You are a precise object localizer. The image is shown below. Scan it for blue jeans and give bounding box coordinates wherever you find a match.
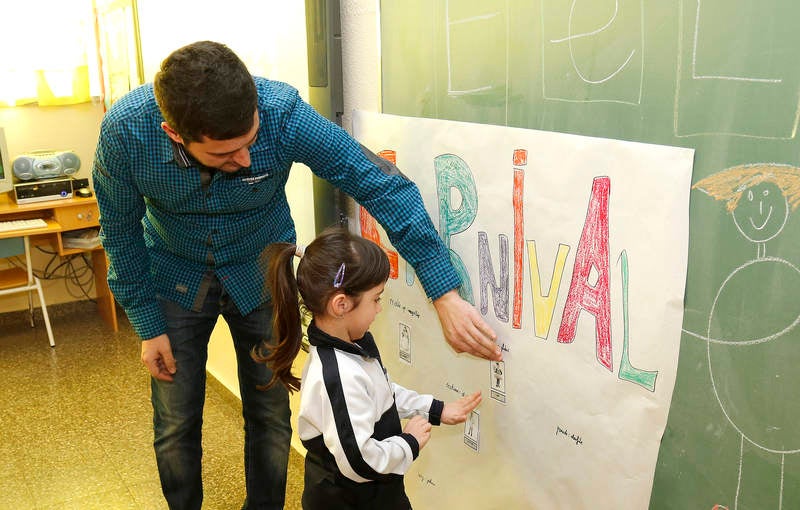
[152,277,291,510]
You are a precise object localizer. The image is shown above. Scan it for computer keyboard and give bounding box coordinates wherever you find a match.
[0,218,49,233]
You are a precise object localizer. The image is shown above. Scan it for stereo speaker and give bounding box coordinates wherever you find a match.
[12,150,81,181]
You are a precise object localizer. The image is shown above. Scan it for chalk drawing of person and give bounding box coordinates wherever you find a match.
[689,163,800,510]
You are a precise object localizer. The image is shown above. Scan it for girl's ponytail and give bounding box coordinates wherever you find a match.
[253,242,302,392]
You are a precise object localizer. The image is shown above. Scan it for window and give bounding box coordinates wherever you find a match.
[0,0,142,108]
[0,0,98,106]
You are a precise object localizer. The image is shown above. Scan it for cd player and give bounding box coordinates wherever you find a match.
[12,150,81,181]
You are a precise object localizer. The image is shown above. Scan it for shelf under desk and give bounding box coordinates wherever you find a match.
[0,192,118,332]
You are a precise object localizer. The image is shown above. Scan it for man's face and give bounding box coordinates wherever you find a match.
[166,111,259,173]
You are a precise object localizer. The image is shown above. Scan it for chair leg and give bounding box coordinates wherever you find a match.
[33,278,55,347]
[27,287,35,327]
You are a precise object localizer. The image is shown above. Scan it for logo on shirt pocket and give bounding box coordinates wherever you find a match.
[239,173,271,185]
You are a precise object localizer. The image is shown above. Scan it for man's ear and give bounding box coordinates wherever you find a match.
[328,293,351,318]
[161,122,184,145]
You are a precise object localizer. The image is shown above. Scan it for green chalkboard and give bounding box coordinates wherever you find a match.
[379,1,800,508]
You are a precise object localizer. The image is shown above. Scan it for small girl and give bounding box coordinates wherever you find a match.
[255,227,481,509]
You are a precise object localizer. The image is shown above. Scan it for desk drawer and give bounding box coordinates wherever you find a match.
[54,203,100,230]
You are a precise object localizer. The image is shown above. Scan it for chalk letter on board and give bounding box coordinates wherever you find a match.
[512,150,526,329]
[478,231,509,322]
[617,250,657,391]
[445,4,506,96]
[541,0,643,104]
[674,0,799,138]
[557,177,612,371]
[527,241,570,340]
[435,153,478,303]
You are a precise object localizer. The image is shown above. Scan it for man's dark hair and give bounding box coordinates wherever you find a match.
[154,41,257,143]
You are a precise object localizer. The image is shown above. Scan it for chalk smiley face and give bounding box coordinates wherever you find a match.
[732,181,788,243]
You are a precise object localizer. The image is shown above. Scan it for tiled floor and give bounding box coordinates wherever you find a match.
[0,301,304,509]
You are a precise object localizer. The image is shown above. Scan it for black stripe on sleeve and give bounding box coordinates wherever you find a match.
[399,433,419,459]
[428,399,444,426]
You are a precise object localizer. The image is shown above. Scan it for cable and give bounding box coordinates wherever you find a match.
[18,246,99,303]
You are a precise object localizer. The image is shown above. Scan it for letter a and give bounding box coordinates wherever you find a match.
[557,177,612,371]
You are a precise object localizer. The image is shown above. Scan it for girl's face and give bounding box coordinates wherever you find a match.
[344,282,385,341]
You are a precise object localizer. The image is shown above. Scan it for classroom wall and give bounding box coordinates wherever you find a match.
[0,4,316,318]
[0,102,105,311]
[1,1,317,436]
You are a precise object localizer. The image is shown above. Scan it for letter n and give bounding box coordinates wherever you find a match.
[478,231,509,322]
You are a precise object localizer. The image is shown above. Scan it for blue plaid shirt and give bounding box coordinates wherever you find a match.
[92,79,459,340]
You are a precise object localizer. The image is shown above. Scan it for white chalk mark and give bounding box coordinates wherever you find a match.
[708,342,800,456]
[734,435,743,510]
[558,0,635,85]
[682,258,800,346]
[445,0,508,98]
[691,0,780,84]
[549,0,621,43]
[541,0,643,104]
[674,0,800,139]
[449,13,499,26]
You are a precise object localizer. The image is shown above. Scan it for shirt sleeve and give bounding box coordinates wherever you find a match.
[391,382,443,426]
[280,93,460,300]
[92,115,166,340]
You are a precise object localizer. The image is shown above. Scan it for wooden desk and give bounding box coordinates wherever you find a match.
[0,192,118,332]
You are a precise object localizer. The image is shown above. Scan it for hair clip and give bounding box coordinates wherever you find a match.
[294,244,306,258]
[333,262,346,288]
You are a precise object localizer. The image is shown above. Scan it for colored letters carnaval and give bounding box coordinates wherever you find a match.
[362,149,661,392]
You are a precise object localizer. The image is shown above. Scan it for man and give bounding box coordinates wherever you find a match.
[93,40,500,509]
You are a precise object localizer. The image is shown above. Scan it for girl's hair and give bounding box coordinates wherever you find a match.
[254,227,391,392]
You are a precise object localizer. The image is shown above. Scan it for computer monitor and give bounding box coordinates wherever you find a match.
[0,127,14,194]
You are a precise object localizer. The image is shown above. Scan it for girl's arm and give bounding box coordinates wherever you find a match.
[392,381,482,426]
[391,382,444,425]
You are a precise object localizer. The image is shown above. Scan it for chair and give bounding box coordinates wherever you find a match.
[0,236,55,347]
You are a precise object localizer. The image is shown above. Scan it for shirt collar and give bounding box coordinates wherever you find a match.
[169,139,192,168]
[307,321,381,359]
[166,137,256,177]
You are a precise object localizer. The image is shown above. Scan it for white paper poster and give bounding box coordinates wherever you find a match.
[351,111,694,509]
